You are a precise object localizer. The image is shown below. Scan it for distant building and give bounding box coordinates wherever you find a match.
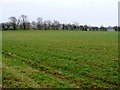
[107,26,115,31]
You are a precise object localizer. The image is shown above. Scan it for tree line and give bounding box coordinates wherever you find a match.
[0,15,120,31]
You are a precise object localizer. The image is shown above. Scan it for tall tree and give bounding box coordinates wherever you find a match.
[1,23,5,30]
[46,20,52,30]
[20,15,29,30]
[113,26,118,31]
[84,25,88,31]
[37,17,43,30]
[9,17,17,30]
[6,22,11,30]
[31,21,37,30]
[100,25,107,31]
[53,20,60,30]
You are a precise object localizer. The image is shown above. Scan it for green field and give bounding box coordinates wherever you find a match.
[2,30,118,88]
[0,31,2,88]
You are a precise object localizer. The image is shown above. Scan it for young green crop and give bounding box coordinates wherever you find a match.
[2,30,118,88]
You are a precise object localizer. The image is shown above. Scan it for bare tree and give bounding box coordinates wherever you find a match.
[9,17,17,30]
[31,21,37,30]
[100,25,107,31]
[20,15,29,30]
[53,20,60,30]
[46,20,52,30]
[37,17,43,30]
[43,20,52,30]
[84,25,88,31]
[1,23,5,30]
[37,17,43,23]
[6,22,11,30]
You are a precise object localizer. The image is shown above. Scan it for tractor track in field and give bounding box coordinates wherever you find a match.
[9,44,115,71]
[2,63,41,88]
[3,51,119,87]
[26,47,115,70]
[3,51,85,87]
[3,62,74,88]
[49,53,116,70]
[43,62,119,86]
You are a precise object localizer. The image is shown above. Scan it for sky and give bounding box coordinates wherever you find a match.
[0,0,119,27]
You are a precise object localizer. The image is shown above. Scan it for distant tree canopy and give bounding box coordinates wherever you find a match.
[0,15,119,31]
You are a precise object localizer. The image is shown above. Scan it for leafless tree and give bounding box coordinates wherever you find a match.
[19,15,29,30]
[9,17,17,30]
[31,21,37,30]
[53,20,60,30]
[37,17,43,30]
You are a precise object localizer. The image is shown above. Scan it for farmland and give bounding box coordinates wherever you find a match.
[2,30,118,88]
[0,31,2,88]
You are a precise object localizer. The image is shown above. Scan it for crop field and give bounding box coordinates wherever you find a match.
[2,30,118,88]
[0,31,2,88]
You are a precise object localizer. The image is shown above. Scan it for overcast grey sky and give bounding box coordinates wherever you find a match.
[0,0,119,27]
